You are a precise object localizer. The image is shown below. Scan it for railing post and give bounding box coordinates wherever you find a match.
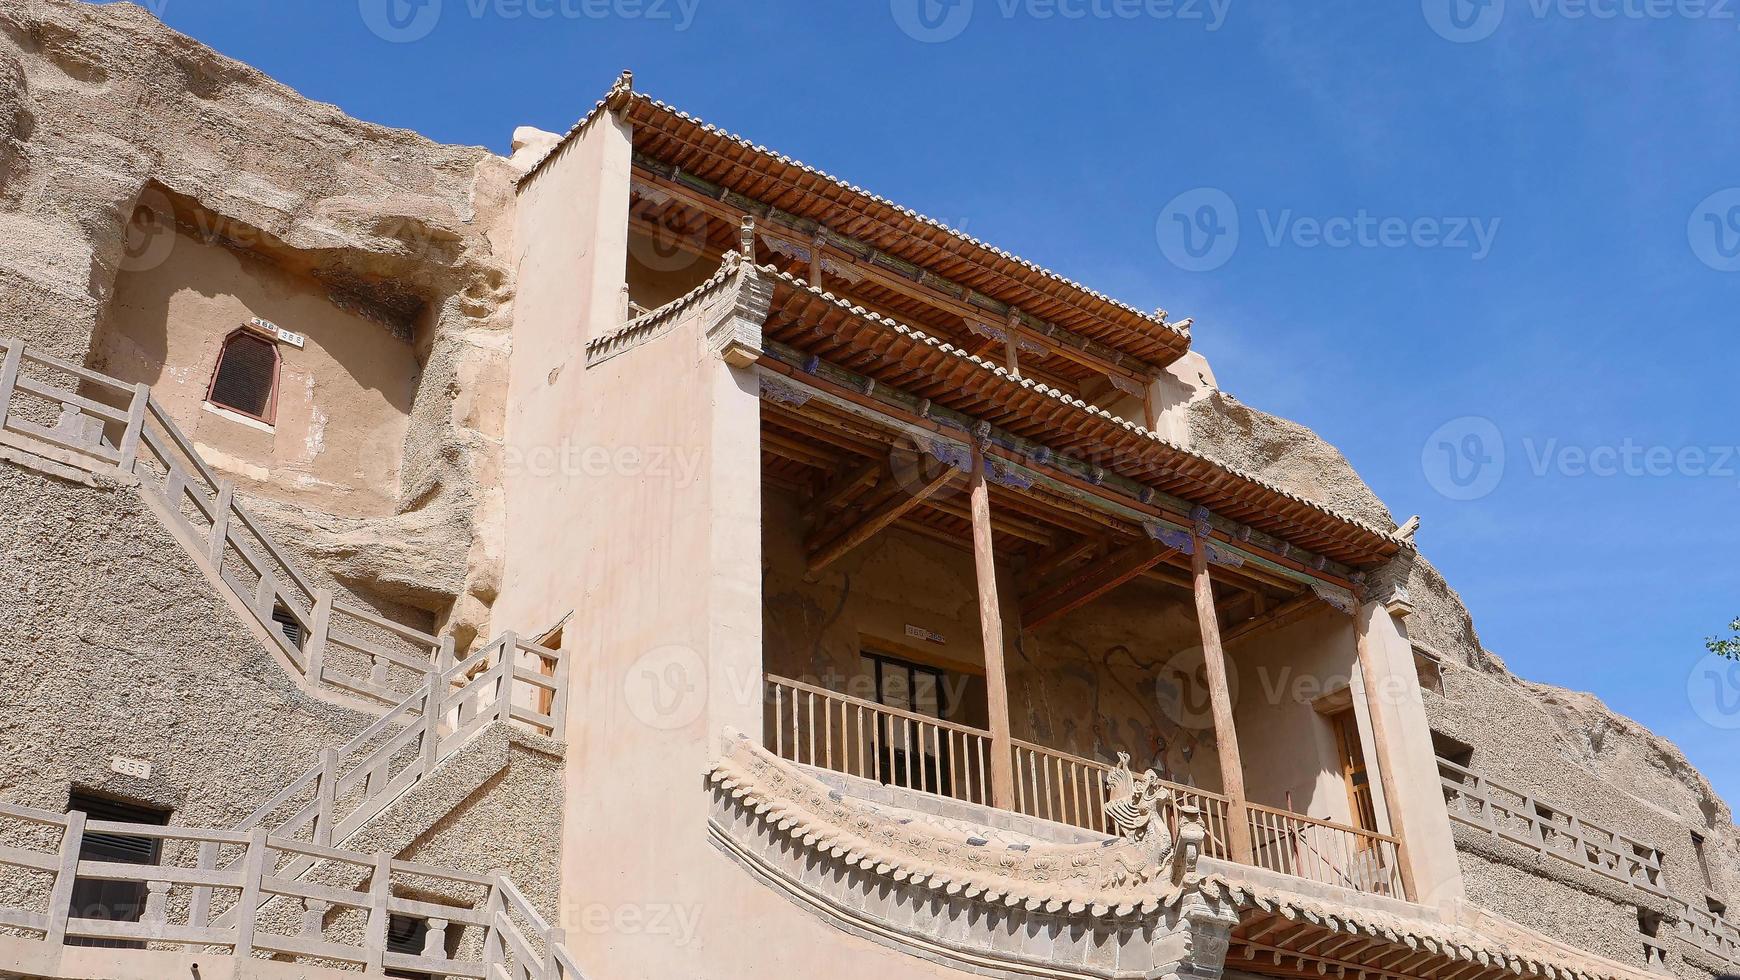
[44,810,85,947]
[233,827,269,959]
[496,632,518,726]
[542,926,568,980]
[255,571,278,620]
[305,589,333,685]
[315,748,338,846]
[189,839,218,928]
[548,645,570,737]
[0,340,21,435]
[208,479,235,566]
[483,878,508,978]
[422,674,444,774]
[115,383,150,476]
[437,634,457,732]
[364,853,391,975]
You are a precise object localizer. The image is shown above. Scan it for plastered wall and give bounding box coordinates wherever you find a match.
[92,214,418,520]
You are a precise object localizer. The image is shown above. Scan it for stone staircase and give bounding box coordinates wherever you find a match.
[0,336,580,976]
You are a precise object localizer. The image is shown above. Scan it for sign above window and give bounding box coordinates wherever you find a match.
[250,316,306,349]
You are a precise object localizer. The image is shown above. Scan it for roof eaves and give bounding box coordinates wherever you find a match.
[760,265,1404,553]
[521,72,1189,345]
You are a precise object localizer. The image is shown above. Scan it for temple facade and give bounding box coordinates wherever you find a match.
[0,4,1733,980]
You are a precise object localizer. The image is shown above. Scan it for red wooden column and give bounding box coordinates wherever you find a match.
[1190,520,1255,865]
[970,446,1016,809]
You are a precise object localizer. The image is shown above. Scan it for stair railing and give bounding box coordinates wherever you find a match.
[0,336,566,732]
[0,801,584,979]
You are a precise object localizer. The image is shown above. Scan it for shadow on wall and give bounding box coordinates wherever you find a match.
[88,188,422,520]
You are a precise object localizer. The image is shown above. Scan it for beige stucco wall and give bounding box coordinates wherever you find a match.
[1230,611,1361,823]
[508,119,987,977]
[93,218,417,518]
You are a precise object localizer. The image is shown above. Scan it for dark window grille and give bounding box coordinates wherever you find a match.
[272,604,305,650]
[206,330,280,423]
[386,914,434,980]
[66,792,171,949]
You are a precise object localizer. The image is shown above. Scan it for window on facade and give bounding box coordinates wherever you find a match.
[271,603,305,650]
[1329,708,1380,840]
[385,914,434,980]
[65,791,171,949]
[1431,730,1475,769]
[863,651,952,795]
[206,328,280,423]
[1693,831,1717,893]
[1412,643,1446,695]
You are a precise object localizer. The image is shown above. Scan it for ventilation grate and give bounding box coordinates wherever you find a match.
[208,332,278,421]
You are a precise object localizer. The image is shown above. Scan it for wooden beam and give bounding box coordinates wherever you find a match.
[1193,534,1254,865]
[636,167,1156,388]
[803,457,882,522]
[1024,536,1098,583]
[1020,542,1178,631]
[1222,592,1331,648]
[807,465,958,572]
[970,446,1016,809]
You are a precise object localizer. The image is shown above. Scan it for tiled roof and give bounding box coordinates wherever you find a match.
[758,265,1405,567]
[519,70,1190,367]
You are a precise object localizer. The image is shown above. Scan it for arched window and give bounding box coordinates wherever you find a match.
[206,328,280,424]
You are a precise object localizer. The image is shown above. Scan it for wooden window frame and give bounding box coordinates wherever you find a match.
[205,325,282,426]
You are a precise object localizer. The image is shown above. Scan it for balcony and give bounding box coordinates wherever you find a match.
[766,672,1406,898]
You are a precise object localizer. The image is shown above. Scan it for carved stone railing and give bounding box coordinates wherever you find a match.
[765,672,1400,898]
[1438,760,1740,969]
[1675,902,1740,965]
[1438,758,1668,895]
[0,802,583,979]
[0,336,566,734]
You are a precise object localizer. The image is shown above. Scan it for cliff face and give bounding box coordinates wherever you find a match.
[0,0,519,643]
[1186,387,1740,908]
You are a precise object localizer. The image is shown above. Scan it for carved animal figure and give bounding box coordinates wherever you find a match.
[1102,752,1174,887]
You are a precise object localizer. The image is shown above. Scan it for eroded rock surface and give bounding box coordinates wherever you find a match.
[0,0,515,643]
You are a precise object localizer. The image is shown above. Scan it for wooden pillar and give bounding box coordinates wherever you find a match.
[970,446,1016,809]
[1191,532,1254,864]
[1355,610,1419,901]
[1003,307,1022,377]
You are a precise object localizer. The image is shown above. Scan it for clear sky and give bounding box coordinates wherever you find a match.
[113,0,1740,810]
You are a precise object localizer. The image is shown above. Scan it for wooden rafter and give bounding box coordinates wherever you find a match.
[804,457,882,522]
[805,464,959,572]
[1024,536,1098,583]
[1019,542,1179,630]
[1222,592,1336,647]
[632,168,1157,389]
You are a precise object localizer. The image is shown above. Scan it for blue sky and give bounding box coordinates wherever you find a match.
[118,0,1740,808]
